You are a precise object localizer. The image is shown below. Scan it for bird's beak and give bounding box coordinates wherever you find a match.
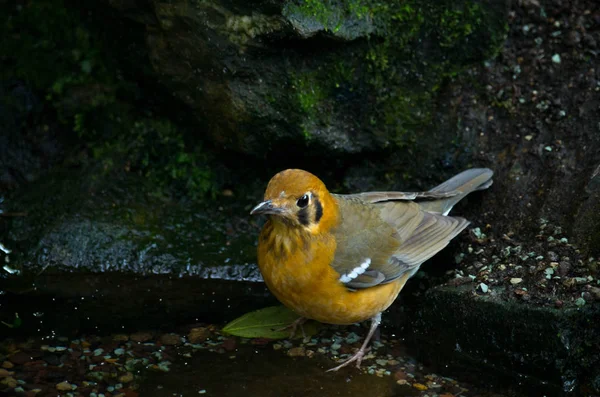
[250,200,284,216]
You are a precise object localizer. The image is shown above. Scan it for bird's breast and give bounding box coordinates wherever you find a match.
[257,222,405,324]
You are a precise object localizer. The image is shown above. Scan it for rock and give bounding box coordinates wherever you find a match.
[510,278,523,285]
[159,333,181,346]
[9,351,32,365]
[413,383,428,391]
[101,0,508,159]
[55,381,72,391]
[1,362,13,369]
[400,284,600,395]
[119,372,134,383]
[113,334,129,342]
[1,376,17,388]
[287,347,306,357]
[0,368,14,378]
[130,332,154,343]
[187,328,211,344]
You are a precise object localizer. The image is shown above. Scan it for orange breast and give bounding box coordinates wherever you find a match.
[257,221,408,325]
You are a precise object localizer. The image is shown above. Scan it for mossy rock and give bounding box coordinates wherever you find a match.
[101,0,508,163]
[395,284,600,396]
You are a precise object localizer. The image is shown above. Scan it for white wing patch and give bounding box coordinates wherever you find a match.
[339,258,371,283]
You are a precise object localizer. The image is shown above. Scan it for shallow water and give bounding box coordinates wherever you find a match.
[139,344,406,397]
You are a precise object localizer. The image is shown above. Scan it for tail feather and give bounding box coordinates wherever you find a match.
[418,168,493,215]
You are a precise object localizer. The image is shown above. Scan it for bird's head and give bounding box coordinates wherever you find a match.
[250,169,339,234]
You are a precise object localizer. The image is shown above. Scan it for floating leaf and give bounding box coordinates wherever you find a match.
[223,305,319,339]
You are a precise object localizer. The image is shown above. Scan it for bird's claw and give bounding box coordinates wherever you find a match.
[326,347,368,372]
[275,317,307,339]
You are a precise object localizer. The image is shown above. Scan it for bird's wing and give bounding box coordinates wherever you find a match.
[342,191,457,202]
[330,195,469,290]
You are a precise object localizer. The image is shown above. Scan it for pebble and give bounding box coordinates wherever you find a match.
[160,333,182,346]
[1,377,17,388]
[130,332,153,343]
[113,334,129,342]
[56,381,73,391]
[397,379,409,385]
[118,372,134,383]
[0,368,14,378]
[1,361,13,369]
[287,347,306,357]
[510,278,523,285]
[9,352,31,365]
[413,383,428,391]
[188,328,210,344]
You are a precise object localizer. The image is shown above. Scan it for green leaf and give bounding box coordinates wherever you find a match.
[222,306,319,339]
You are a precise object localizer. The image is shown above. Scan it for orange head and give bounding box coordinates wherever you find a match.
[250,169,339,234]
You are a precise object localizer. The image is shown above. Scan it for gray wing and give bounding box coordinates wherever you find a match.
[331,195,469,290]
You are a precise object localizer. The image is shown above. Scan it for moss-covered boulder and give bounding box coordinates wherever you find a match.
[106,0,507,158]
[395,283,600,395]
[3,169,259,279]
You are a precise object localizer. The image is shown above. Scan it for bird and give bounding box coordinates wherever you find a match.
[250,168,493,371]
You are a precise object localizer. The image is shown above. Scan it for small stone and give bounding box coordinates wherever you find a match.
[222,338,237,352]
[287,347,305,357]
[552,54,561,63]
[187,328,210,344]
[0,368,14,378]
[114,348,125,356]
[479,283,489,293]
[510,278,523,285]
[9,352,31,365]
[413,383,428,391]
[1,377,17,388]
[305,349,315,358]
[56,381,73,391]
[159,334,181,346]
[93,348,104,356]
[397,379,409,385]
[118,372,134,383]
[272,344,282,351]
[331,343,342,351]
[558,261,572,277]
[1,362,13,369]
[130,332,153,343]
[113,334,129,342]
[524,135,533,141]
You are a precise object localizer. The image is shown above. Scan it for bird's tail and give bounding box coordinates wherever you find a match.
[418,168,493,215]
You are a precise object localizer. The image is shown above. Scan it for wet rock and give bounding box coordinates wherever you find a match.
[130,332,153,343]
[99,0,508,159]
[119,372,134,383]
[399,284,600,395]
[287,347,306,357]
[221,338,237,352]
[188,328,211,344]
[159,334,182,346]
[9,352,33,365]
[55,381,73,391]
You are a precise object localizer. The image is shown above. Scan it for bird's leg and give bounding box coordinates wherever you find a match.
[275,316,307,339]
[327,313,381,372]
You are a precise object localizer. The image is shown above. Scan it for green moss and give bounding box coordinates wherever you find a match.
[1,0,219,199]
[285,0,508,148]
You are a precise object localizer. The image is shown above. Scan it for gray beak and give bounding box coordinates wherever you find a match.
[250,200,283,216]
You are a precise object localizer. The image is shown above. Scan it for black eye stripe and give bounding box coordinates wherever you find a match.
[314,197,323,223]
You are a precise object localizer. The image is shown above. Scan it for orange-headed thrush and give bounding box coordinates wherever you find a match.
[251,168,493,371]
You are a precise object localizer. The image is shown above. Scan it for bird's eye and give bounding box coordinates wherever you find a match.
[296,194,310,208]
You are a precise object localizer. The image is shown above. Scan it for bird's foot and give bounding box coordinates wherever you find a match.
[275,317,307,339]
[326,347,369,372]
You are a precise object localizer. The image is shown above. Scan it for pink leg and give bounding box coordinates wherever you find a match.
[327,313,381,372]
